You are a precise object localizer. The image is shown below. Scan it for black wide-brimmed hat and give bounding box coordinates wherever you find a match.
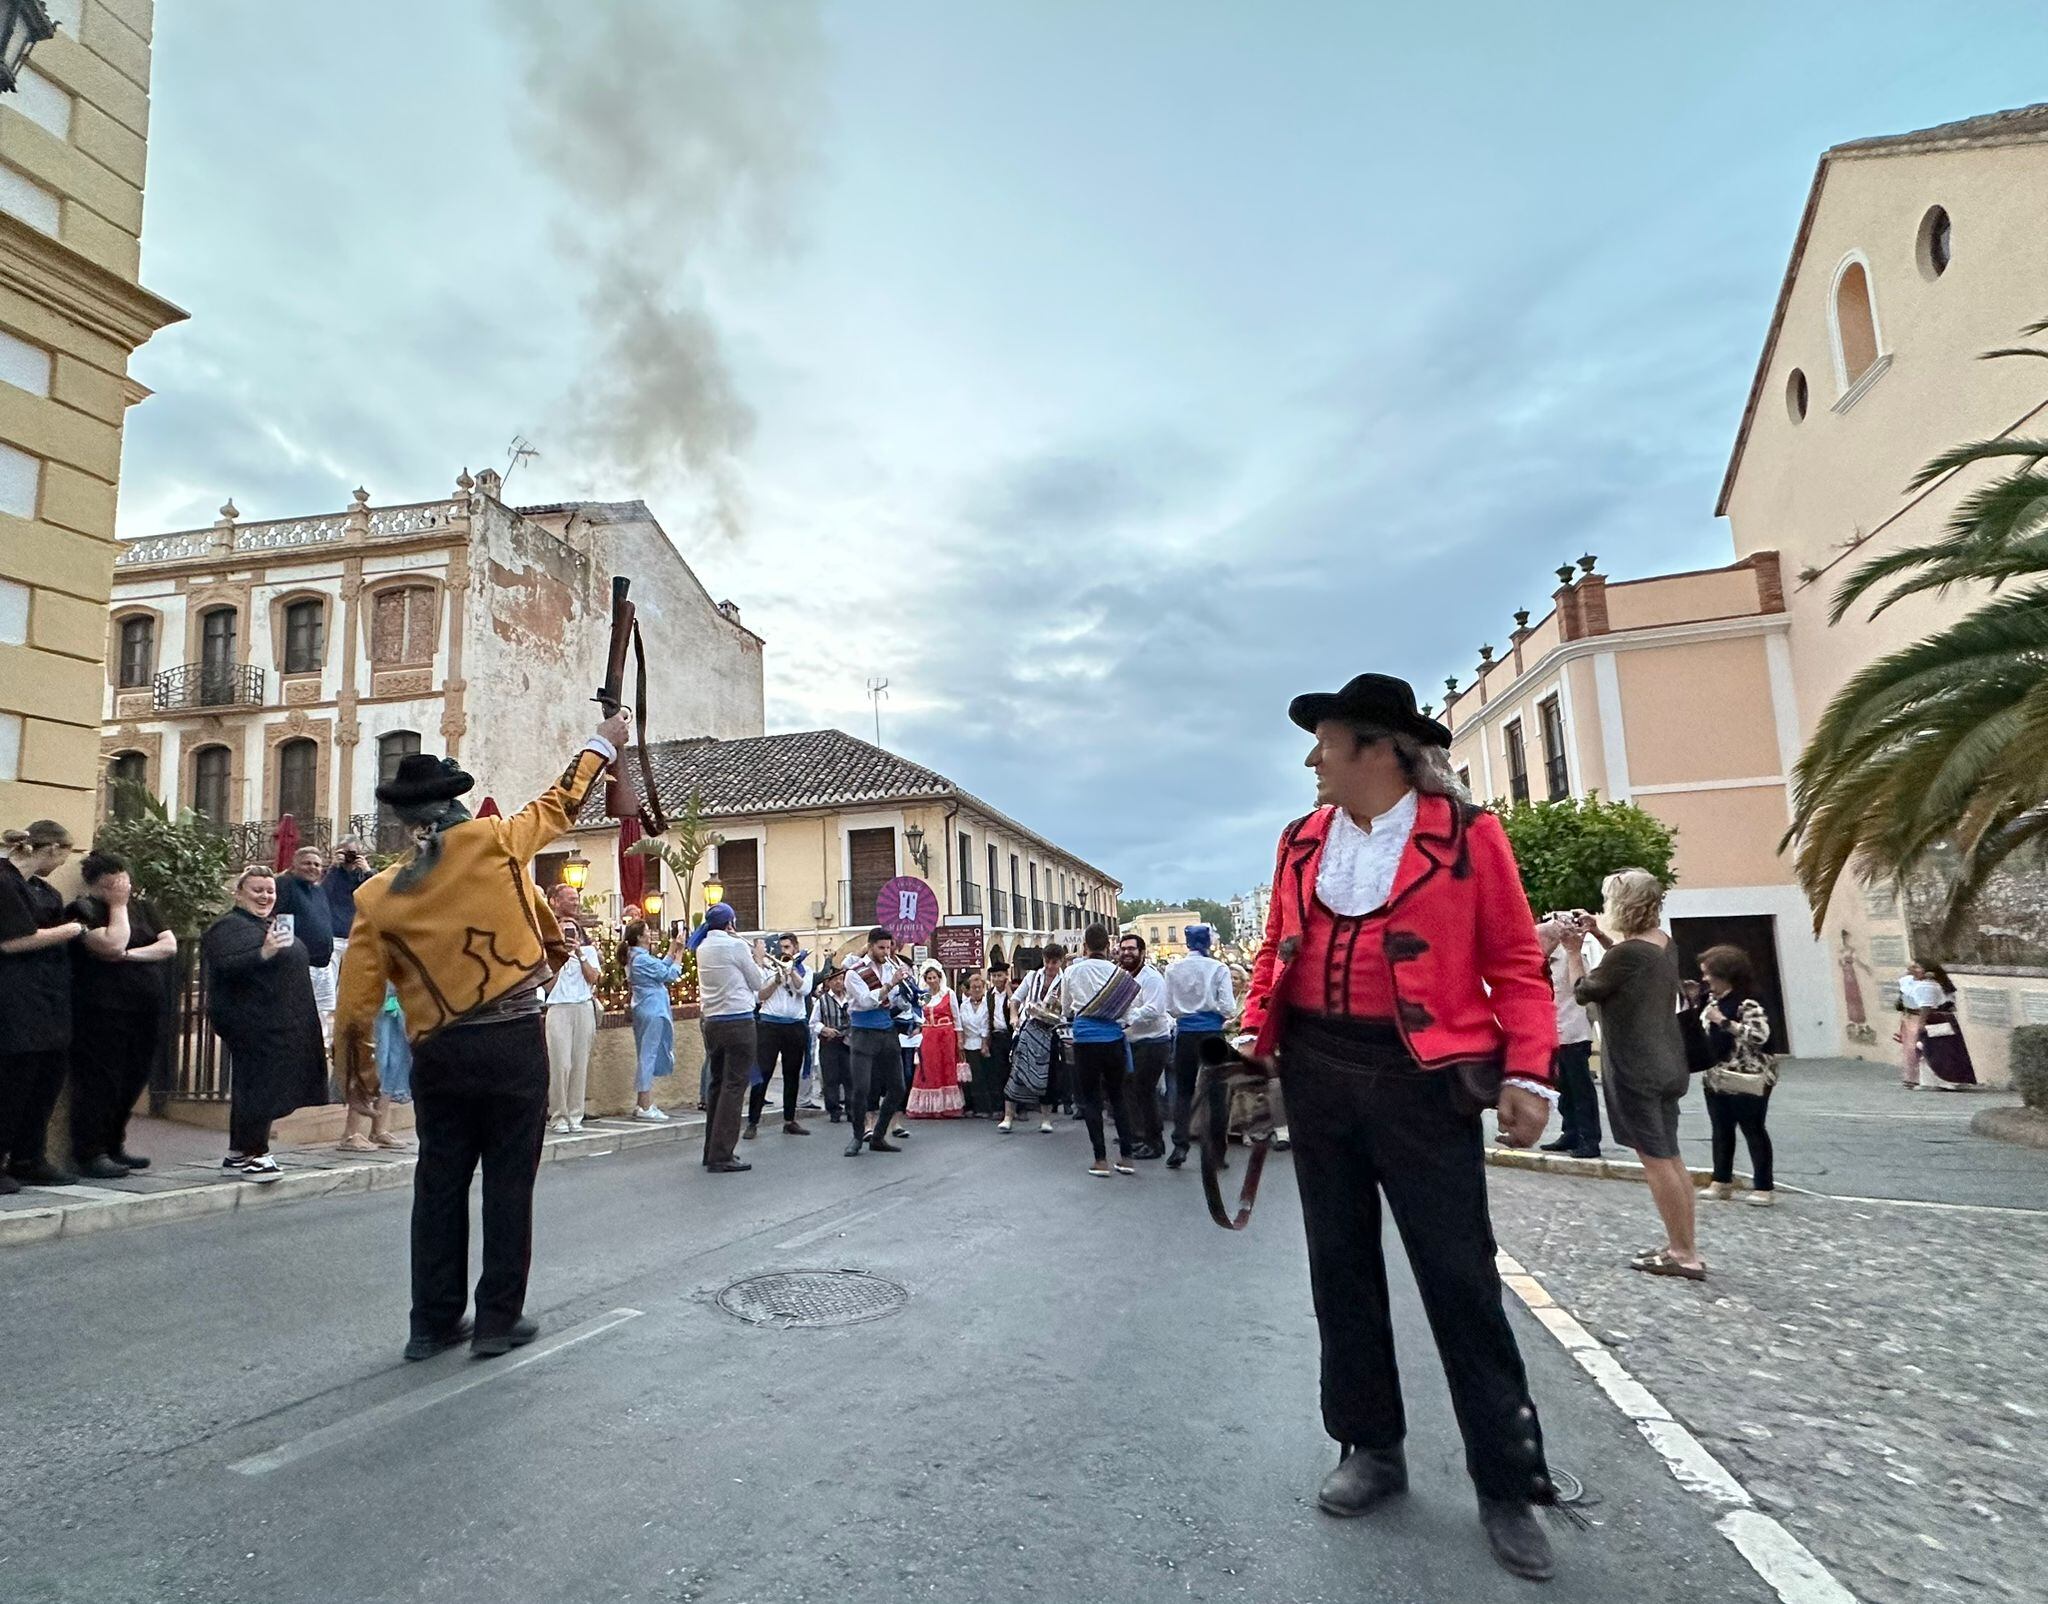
[374,753,475,807]
[1288,673,1452,749]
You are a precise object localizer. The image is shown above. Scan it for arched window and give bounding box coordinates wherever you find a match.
[370,585,437,666]
[376,730,422,849]
[116,615,154,688]
[107,751,147,819]
[282,599,325,675]
[277,737,318,823]
[1831,257,1883,391]
[192,745,232,826]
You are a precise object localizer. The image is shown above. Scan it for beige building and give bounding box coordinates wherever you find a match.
[1442,104,2048,1081]
[102,472,765,849]
[1122,908,1196,961]
[0,0,183,840]
[564,728,1120,968]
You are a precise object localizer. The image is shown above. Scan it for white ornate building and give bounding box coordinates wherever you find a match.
[100,468,764,854]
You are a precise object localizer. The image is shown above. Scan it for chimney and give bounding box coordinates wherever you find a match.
[473,467,504,501]
[1746,550,1786,614]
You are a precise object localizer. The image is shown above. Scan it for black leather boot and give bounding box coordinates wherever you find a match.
[1478,1496,1555,1581]
[1316,1444,1407,1517]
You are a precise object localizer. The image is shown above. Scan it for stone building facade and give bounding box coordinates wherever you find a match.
[0,0,183,840]
[101,470,765,851]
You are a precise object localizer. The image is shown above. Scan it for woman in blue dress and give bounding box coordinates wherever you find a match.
[625,919,683,1123]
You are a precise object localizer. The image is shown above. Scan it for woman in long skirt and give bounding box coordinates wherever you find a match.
[1906,962,1978,1089]
[202,867,328,1182]
[907,961,963,1117]
[625,920,683,1121]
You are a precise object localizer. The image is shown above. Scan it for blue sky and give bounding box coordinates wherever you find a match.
[120,1,2048,898]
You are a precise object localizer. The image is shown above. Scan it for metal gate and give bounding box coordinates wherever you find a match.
[150,944,231,1106]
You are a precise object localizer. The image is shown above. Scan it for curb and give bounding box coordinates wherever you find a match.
[1485,1146,1731,1188]
[1971,1104,2048,1150]
[0,1113,712,1252]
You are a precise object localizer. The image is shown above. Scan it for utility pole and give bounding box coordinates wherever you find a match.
[866,676,890,745]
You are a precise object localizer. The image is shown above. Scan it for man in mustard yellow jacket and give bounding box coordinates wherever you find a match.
[335,710,629,1361]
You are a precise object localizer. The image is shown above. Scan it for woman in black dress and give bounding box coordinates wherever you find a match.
[0,820,85,1189]
[1572,869,1702,1280]
[202,866,327,1181]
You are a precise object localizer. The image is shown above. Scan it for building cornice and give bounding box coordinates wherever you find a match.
[1449,612,1792,736]
[0,212,186,350]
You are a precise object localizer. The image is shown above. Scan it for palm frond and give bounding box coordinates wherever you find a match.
[1904,437,2048,493]
[1979,347,2048,362]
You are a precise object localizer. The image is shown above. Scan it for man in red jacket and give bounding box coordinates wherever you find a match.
[1241,673,1561,1582]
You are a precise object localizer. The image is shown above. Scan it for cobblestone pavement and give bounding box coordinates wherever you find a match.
[1490,1167,2048,1604]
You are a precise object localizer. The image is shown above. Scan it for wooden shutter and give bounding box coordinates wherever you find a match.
[719,838,760,930]
[848,828,896,928]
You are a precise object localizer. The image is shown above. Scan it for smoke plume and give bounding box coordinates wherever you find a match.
[494,0,826,538]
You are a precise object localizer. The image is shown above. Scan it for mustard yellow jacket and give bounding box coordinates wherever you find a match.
[334,743,609,1097]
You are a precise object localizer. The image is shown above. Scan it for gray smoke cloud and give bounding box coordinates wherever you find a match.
[494,0,826,537]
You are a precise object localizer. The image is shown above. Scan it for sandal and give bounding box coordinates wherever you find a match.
[1630,1250,1707,1281]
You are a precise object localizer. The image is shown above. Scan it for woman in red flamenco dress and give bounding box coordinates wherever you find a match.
[906,960,964,1117]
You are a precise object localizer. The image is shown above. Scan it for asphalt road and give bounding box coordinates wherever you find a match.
[1,1119,1774,1604]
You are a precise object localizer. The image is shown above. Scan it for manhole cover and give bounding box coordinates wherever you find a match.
[716,1270,908,1328]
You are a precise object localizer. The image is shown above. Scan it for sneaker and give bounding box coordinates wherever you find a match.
[1273,1126,1292,1152]
[998,1118,1013,1133]
[1704,1181,1734,1201]
[633,1106,670,1123]
[337,1133,376,1153]
[568,1117,584,1131]
[552,1118,572,1135]
[1040,1121,1054,1134]
[221,1154,252,1172]
[241,1156,282,1184]
[1746,1189,1776,1207]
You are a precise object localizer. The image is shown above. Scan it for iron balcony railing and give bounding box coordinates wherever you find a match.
[154,661,265,712]
[1030,898,1046,929]
[1545,754,1571,801]
[960,881,983,916]
[991,889,1010,928]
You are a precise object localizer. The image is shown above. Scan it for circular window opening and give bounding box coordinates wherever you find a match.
[1786,367,1809,423]
[1917,205,1952,279]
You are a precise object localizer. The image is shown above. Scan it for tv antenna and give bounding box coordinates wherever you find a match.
[866,676,890,745]
[504,434,539,489]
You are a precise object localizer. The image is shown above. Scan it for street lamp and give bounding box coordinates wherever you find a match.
[641,890,663,921]
[703,878,724,908]
[904,822,930,876]
[0,0,54,95]
[561,852,589,891]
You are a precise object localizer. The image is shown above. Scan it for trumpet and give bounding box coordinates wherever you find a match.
[763,946,810,995]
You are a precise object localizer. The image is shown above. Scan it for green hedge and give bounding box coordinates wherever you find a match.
[2011,1025,2048,1111]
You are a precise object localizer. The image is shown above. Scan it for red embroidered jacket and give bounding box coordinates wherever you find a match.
[1242,795,1557,1084]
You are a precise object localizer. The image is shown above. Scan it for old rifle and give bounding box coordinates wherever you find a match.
[595,575,668,837]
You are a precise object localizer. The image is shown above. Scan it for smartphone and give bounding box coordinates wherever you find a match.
[271,913,295,941]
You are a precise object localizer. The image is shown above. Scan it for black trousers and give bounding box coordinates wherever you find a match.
[408,1016,549,1342]
[1170,1030,1215,1149]
[820,1037,852,1118]
[2,1048,70,1171]
[1553,1040,1602,1152]
[1283,1016,1550,1503]
[70,1011,160,1162]
[699,1017,754,1164]
[750,1019,808,1126]
[1126,1037,1172,1150]
[1073,1038,1133,1162]
[986,1030,1013,1114]
[1706,1087,1773,1190]
[846,1027,903,1137]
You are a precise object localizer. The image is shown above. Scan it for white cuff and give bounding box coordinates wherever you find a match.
[584,736,619,762]
[1504,1076,1560,1106]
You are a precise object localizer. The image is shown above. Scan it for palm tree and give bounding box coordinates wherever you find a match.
[1787,325,2048,941]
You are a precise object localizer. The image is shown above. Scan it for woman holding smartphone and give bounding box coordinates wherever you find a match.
[202,866,328,1180]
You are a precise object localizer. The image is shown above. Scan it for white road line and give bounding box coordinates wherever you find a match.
[1497,1256,1857,1604]
[1776,1184,2047,1216]
[228,1308,642,1477]
[775,1195,911,1251]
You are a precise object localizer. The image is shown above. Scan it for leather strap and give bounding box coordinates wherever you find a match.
[1194,1064,1272,1230]
[627,618,667,837]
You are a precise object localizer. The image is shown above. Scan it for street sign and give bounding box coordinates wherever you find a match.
[876,875,940,945]
[931,916,985,970]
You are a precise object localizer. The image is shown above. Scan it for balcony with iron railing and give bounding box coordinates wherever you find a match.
[1545,753,1570,801]
[1030,897,1046,930]
[991,889,1010,928]
[155,662,265,713]
[959,880,983,916]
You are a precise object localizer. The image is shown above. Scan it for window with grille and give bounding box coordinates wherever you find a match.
[1505,721,1530,805]
[283,599,325,675]
[108,751,146,818]
[370,586,437,665]
[200,607,238,703]
[192,745,231,825]
[117,616,154,688]
[376,731,421,843]
[1539,695,1569,800]
[278,738,318,822]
